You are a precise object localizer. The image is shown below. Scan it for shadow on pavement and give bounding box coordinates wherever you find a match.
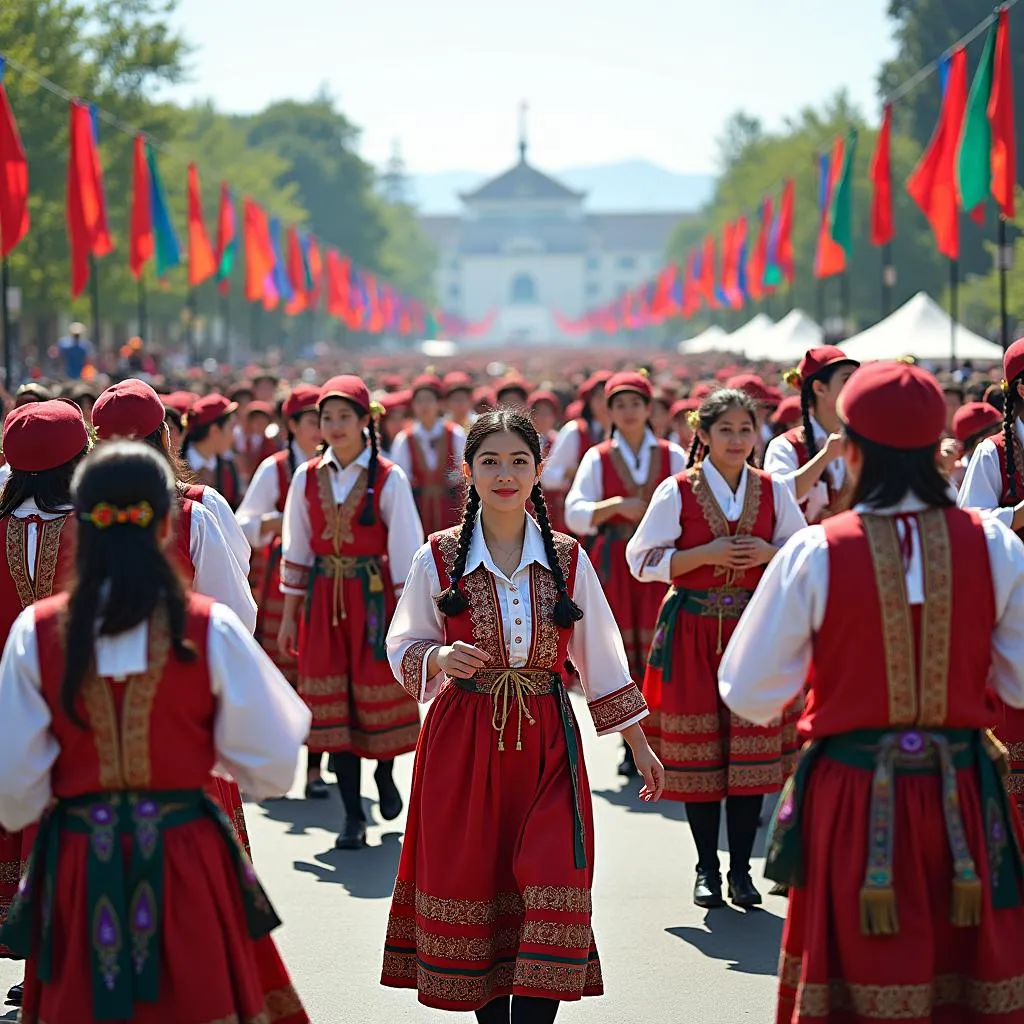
[591,785,687,820]
[666,907,784,975]
[292,831,403,899]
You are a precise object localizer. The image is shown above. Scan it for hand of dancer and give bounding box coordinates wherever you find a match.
[614,497,648,523]
[622,724,664,802]
[277,617,300,659]
[435,641,491,679]
[823,432,845,462]
[727,536,776,569]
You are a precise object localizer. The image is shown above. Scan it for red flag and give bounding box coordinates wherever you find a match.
[700,235,719,309]
[325,249,351,320]
[66,102,110,297]
[746,199,771,302]
[284,227,307,315]
[128,136,151,280]
[215,182,237,296]
[242,198,274,303]
[989,9,1017,220]
[815,137,848,278]
[187,163,217,287]
[907,47,968,260]
[365,275,384,333]
[307,235,323,309]
[682,250,699,319]
[776,179,795,284]
[870,104,895,246]
[0,80,29,257]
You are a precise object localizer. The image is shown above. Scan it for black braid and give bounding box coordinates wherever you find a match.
[801,387,818,460]
[530,483,583,626]
[1004,381,1019,500]
[687,432,707,467]
[359,419,380,527]
[436,486,480,616]
[285,429,298,476]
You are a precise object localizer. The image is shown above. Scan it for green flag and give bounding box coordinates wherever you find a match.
[828,129,857,259]
[957,21,996,215]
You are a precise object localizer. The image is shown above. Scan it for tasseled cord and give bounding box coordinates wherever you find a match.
[488,670,537,751]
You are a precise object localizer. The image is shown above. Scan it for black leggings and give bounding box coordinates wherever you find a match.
[306,750,324,774]
[475,995,559,1024]
[685,795,763,876]
[333,753,395,824]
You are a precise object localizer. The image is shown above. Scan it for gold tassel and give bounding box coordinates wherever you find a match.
[859,886,899,936]
[951,876,983,928]
[366,563,384,594]
[983,729,1010,779]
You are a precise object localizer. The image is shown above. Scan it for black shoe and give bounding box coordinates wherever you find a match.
[334,819,367,850]
[6,982,22,1007]
[304,778,330,800]
[728,871,763,908]
[617,745,638,779]
[693,869,725,909]
[768,881,790,897]
[375,768,403,821]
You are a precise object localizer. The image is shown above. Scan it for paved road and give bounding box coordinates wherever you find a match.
[0,698,785,1023]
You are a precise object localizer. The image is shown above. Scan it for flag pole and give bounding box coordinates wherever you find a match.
[998,216,1011,350]
[250,301,260,351]
[840,272,851,339]
[1,258,10,388]
[137,275,147,341]
[219,286,231,362]
[88,255,100,348]
[882,243,893,318]
[185,287,197,363]
[949,257,959,373]
[815,279,825,327]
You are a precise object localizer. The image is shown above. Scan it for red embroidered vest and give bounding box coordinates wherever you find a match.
[173,498,196,583]
[596,438,673,531]
[782,425,837,513]
[34,592,218,797]
[671,466,776,591]
[802,508,995,740]
[429,526,580,674]
[402,421,460,534]
[991,432,1024,511]
[576,418,597,459]
[0,514,76,642]
[303,454,393,561]
[272,450,293,515]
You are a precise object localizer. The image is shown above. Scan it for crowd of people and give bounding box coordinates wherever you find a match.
[0,338,1021,1023]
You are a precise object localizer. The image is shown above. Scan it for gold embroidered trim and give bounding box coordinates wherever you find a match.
[5,516,32,609]
[408,884,526,925]
[588,682,648,735]
[5,515,70,610]
[316,461,367,551]
[400,641,434,699]
[279,558,310,590]
[655,712,721,734]
[82,669,122,790]
[660,770,727,796]
[863,515,917,726]
[412,926,522,962]
[606,444,665,505]
[689,467,762,578]
[521,919,594,948]
[529,564,560,670]
[779,950,802,989]
[918,510,952,725]
[34,518,67,603]
[523,885,592,914]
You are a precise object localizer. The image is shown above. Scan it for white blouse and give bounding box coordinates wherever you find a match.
[235,442,308,549]
[564,429,689,536]
[390,419,466,475]
[0,601,312,831]
[386,513,647,736]
[280,445,424,597]
[187,502,258,634]
[717,497,1024,727]
[540,419,601,491]
[197,485,251,574]
[957,419,1023,531]
[625,461,808,584]
[763,415,845,525]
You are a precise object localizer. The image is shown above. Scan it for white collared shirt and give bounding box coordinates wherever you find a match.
[0,601,311,831]
[6,499,74,584]
[717,496,1024,726]
[564,429,688,536]
[540,419,605,491]
[280,444,424,596]
[235,442,311,548]
[763,415,845,525]
[957,419,1024,531]
[386,512,646,735]
[186,501,257,633]
[390,419,466,475]
[625,462,807,583]
[186,448,218,474]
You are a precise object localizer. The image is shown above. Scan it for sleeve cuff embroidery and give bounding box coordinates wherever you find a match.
[280,558,311,591]
[588,682,649,735]
[401,641,435,700]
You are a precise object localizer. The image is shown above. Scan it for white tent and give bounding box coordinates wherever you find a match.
[677,325,742,354]
[743,309,823,362]
[725,313,775,353]
[843,292,1003,363]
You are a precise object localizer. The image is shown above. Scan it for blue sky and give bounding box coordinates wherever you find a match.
[167,0,895,175]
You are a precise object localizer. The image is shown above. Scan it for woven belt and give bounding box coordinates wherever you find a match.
[310,554,386,642]
[648,586,753,676]
[454,670,587,869]
[765,728,1023,937]
[1,790,279,1021]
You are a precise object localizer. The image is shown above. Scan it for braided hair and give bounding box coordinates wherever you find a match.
[792,362,851,461]
[689,389,758,469]
[1003,376,1022,499]
[436,409,583,627]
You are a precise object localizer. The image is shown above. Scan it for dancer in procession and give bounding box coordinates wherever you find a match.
[383,408,663,1023]
[0,400,89,1009]
[181,393,243,511]
[390,373,466,536]
[565,370,687,777]
[720,360,1024,1024]
[0,442,312,1024]
[946,401,1003,490]
[279,375,424,849]
[235,383,330,798]
[626,388,806,908]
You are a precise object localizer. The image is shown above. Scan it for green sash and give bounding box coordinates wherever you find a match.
[308,554,388,659]
[0,789,280,1022]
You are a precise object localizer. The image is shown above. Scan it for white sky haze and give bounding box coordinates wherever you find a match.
[168,0,895,175]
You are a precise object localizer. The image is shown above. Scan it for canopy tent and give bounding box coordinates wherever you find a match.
[677,325,742,354]
[743,309,823,362]
[842,292,1003,363]
[724,313,775,353]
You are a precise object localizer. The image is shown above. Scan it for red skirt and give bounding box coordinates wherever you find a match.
[18,817,306,1024]
[777,755,1024,1023]
[208,775,252,860]
[643,606,784,802]
[256,539,298,689]
[993,699,1024,817]
[299,572,420,758]
[0,827,22,958]
[381,683,603,1011]
[589,534,665,680]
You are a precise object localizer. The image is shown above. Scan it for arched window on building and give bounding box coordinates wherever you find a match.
[510,273,538,305]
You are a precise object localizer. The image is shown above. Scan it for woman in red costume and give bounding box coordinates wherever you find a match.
[721,360,1024,1024]
[390,373,466,536]
[627,388,806,909]
[0,441,311,1024]
[181,393,243,511]
[279,376,424,849]
[0,401,89,1009]
[383,408,663,1023]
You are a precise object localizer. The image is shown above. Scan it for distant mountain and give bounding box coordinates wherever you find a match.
[408,160,714,215]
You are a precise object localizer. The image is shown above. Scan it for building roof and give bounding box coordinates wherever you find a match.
[460,158,585,203]
[458,215,589,256]
[587,212,689,251]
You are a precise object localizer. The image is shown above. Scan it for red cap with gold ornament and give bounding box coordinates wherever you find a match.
[1003,337,1024,387]
[4,400,89,472]
[784,346,859,390]
[838,362,946,450]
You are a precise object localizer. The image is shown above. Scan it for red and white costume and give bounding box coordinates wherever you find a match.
[540,417,604,536]
[390,419,466,537]
[763,415,847,526]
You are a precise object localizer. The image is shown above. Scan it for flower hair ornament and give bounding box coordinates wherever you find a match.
[686,410,701,430]
[81,501,155,529]
[782,368,802,389]
[369,400,386,418]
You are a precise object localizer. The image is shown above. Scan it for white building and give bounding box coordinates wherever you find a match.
[419,139,691,344]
